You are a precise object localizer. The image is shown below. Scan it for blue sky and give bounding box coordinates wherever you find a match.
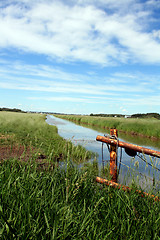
[0,0,160,114]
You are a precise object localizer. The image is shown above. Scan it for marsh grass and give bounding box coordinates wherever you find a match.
[0,112,93,163]
[56,114,160,139]
[0,158,160,239]
[0,112,160,239]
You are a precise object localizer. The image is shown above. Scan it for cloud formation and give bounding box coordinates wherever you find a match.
[0,60,159,111]
[0,0,160,114]
[0,0,160,65]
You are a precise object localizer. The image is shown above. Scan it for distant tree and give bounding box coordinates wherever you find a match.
[0,108,26,113]
[89,113,125,118]
[131,113,160,120]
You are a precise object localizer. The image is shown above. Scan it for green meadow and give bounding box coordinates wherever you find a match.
[0,112,160,239]
[0,112,93,164]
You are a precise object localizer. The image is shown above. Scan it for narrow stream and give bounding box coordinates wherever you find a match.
[46,115,160,191]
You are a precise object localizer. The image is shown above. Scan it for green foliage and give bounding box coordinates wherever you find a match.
[0,112,160,239]
[90,113,125,118]
[56,114,160,139]
[0,108,26,113]
[131,113,160,120]
[90,112,160,120]
[0,112,92,163]
[0,159,159,239]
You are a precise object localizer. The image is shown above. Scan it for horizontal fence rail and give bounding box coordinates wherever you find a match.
[96,128,160,201]
[96,135,160,158]
[96,177,159,202]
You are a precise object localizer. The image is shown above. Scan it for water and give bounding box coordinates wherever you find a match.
[46,115,160,191]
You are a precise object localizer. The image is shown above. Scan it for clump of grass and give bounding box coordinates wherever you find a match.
[0,158,160,239]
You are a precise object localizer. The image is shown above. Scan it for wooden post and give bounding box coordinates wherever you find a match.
[110,129,118,182]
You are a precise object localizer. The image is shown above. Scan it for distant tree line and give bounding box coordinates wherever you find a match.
[90,113,125,117]
[0,108,26,113]
[90,112,160,119]
[130,113,160,120]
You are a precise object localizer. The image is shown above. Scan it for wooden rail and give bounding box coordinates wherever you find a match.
[96,129,160,201]
[96,135,160,158]
[96,128,160,183]
[96,177,159,202]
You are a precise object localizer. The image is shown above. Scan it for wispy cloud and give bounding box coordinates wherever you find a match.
[0,61,155,96]
[27,93,160,108]
[0,0,160,65]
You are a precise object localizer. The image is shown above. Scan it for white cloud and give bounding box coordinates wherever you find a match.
[28,96,103,103]
[152,30,160,40]
[0,60,154,96]
[0,1,160,65]
[0,78,143,95]
[146,0,160,8]
[27,93,160,108]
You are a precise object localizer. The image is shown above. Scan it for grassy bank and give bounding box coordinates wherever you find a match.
[0,111,160,239]
[0,112,92,164]
[0,159,160,239]
[55,114,160,139]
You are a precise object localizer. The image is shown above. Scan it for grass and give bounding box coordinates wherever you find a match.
[0,159,160,239]
[0,112,93,163]
[0,111,160,239]
[55,114,160,139]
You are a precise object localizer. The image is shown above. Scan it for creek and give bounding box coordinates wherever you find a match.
[46,115,160,191]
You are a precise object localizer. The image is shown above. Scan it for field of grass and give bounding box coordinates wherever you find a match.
[55,114,160,139]
[0,112,93,164]
[0,158,160,239]
[0,111,160,239]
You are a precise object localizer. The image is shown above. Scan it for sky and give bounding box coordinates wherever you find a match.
[0,0,160,115]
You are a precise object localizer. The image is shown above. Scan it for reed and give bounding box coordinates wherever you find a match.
[0,111,160,239]
[0,159,159,239]
[0,112,92,163]
[55,114,160,139]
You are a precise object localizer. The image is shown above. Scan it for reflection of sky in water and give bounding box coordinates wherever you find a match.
[46,115,160,191]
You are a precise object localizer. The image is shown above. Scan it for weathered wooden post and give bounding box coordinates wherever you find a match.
[110,129,118,182]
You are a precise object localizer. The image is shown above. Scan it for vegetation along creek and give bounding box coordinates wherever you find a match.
[46,114,160,192]
[0,111,160,239]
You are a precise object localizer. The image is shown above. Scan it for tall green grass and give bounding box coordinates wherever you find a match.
[0,112,160,239]
[55,114,160,139]
[0,159,160,239]
[0,112,93,163]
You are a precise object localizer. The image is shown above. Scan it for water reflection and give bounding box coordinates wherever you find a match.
[46,115,160,192]
[80,123,160,150]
